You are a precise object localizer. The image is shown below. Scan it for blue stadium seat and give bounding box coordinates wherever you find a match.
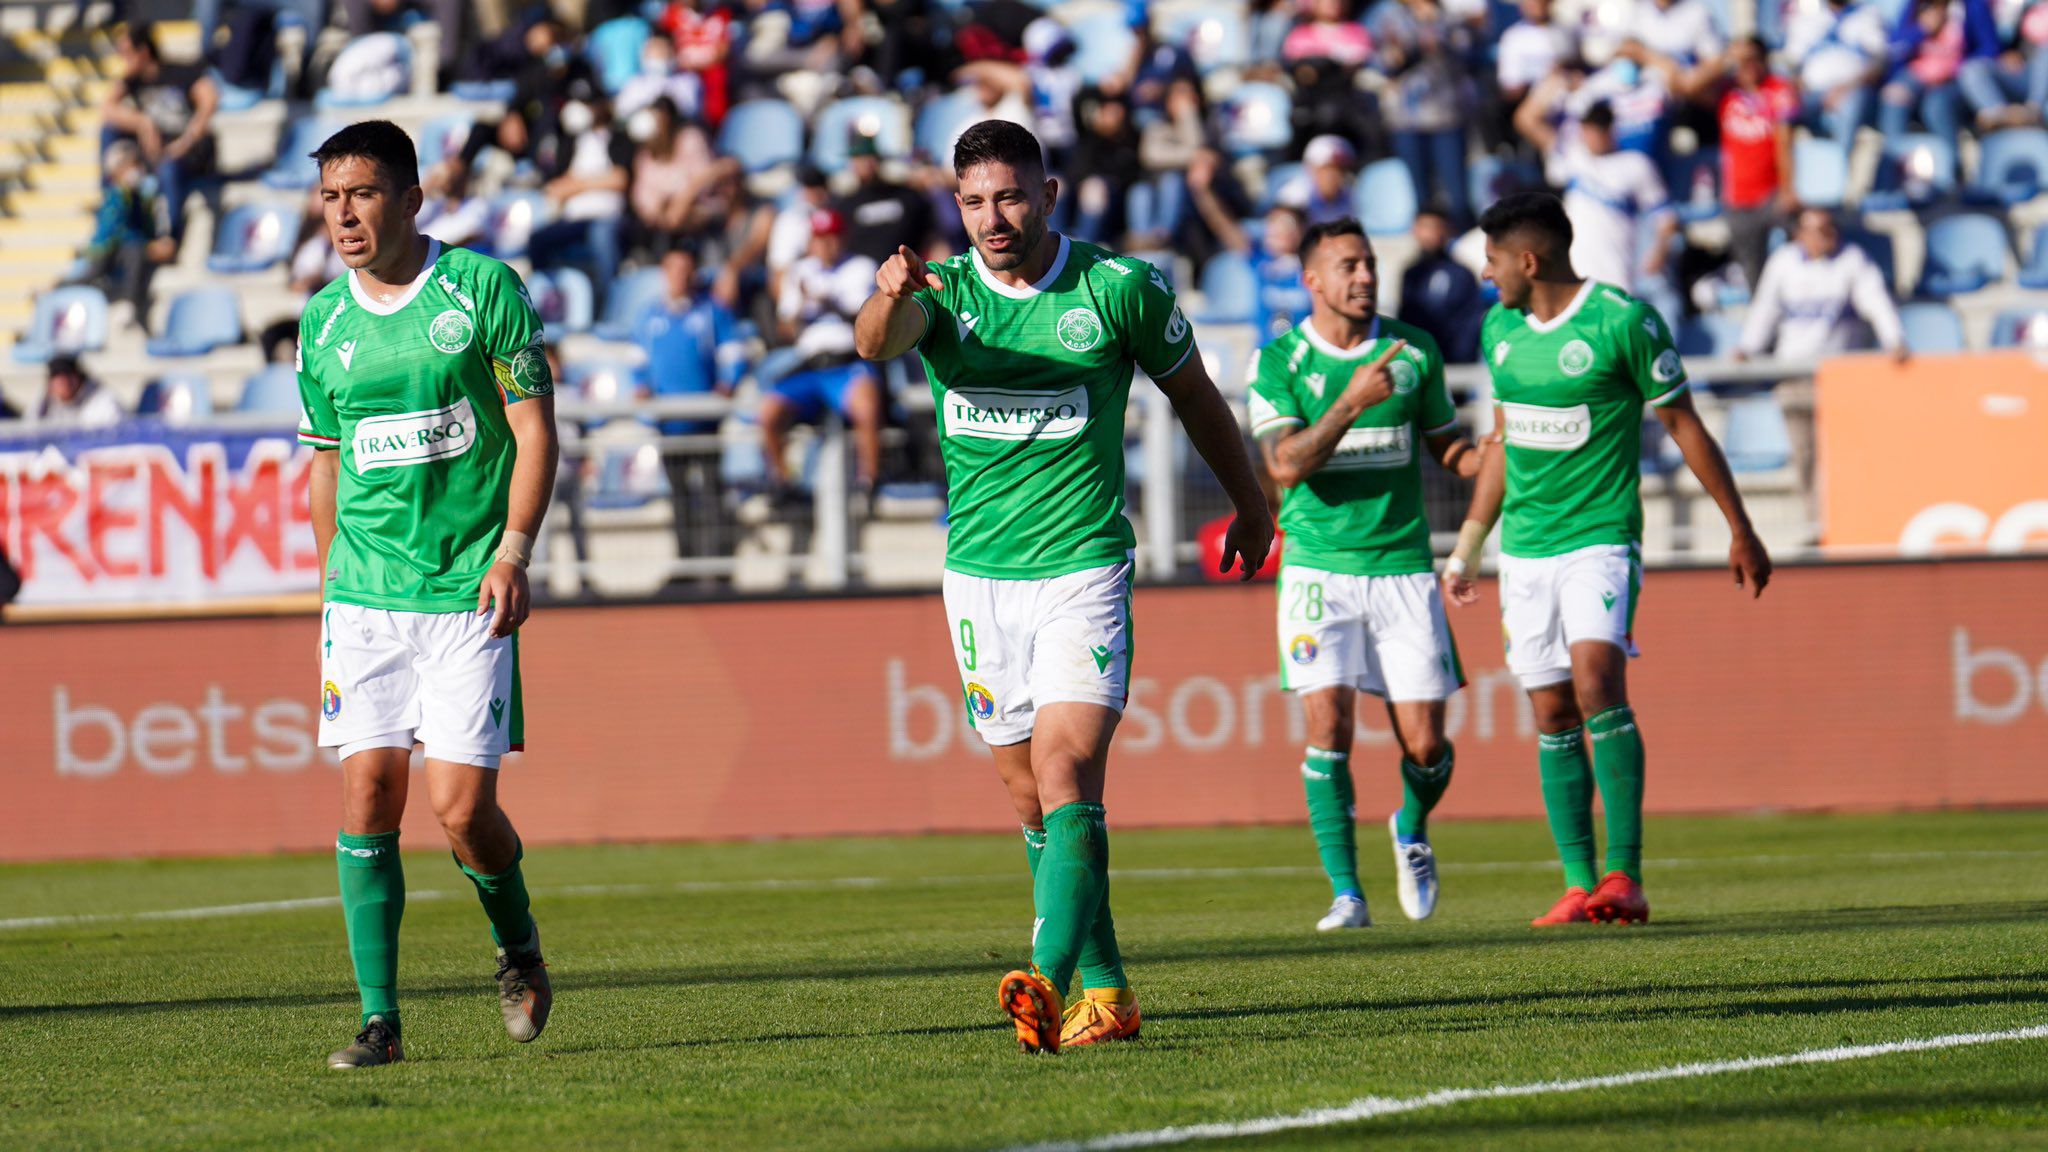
[1972,127,2048,206]
[136,374,216,423]
[1677,313,1744,358]
[1162,2,1251,72]
[1792,135,1849,208]
[1261,162,1304,211]
[1866,133,1958,211]
[1915,212,2010,297]
[528,268,596,340]
[146,288,244,357]
[206,202,299,274]
[2020,223,2048,289]
[914,88,985,161]
[1222,83,1292,156]
[1898,301,1966,352]
[593,266,668,341]
[1989,307,2048,347]
[566,359,645,405]
[263,117,342,189]
[1195,250,1258,324]
[1666,145,1722,223]
[588,442,671,509]
[450,79,516,102]
[1467,152,1540,217]
[810,96,913,173]
[1356,158,1418,236]
[587,16,650,94]
[718,99,806,173]
[483,191,549,260]
[237,364,302,414]
[313,32,411,110]
[416,114,475,172]
[1721,396,1792,473]
[11,284,109,364]
[1067,12,1139,83]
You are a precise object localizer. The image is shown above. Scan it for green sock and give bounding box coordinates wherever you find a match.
[1301,747,1360,898]
[1587,706,1646,882]
[1537,727,1599,892]
[1396,743,1455,839]
[1031,801,1110,996]
[1024,824,1126,991]
[458,841,535,950]
[336,830,404,1030]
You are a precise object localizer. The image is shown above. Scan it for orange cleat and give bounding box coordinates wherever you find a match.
[1060,987,1141,1048]
[1585,871,1650,924]
[998,968,1064,1054]
[1532,887,1593,926]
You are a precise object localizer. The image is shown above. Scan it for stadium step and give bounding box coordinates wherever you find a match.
[0,217,90,247]
[26,161,98,193]
[0,83,63,114]
[2,189,97,219]
[44,134,99,164]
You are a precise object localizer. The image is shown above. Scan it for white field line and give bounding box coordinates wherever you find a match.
[5,847,2045,933]
[1000,1024,2048,1152]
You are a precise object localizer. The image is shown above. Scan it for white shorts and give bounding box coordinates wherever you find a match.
[1497,543,1642,691]
[318,601,524,768]
[942,560,1134,746]
[1277,565,1465,701]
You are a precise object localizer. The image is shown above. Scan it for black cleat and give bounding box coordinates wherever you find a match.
[497,929,552,1043]
[327,1015,404,1069]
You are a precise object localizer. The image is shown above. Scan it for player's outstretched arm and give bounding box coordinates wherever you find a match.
[1259,339,1407,488]
[1655,394,1772,597]
[310,449,339,586]
[1442,411,1504,607]
[479,394,559,637]
[855,245,941,362]
[1155,353,1275,580]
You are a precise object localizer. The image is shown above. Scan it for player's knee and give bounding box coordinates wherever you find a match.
[432,794,494,844]
[1572,670,1626,718]
[1300,692,1352,749]
[1402,729,1447,768]
[1531,692,1583,734]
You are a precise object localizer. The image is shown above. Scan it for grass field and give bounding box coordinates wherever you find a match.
[4,810,2047,1151]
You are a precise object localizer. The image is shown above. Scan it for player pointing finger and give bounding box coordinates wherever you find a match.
[876,244,943,298]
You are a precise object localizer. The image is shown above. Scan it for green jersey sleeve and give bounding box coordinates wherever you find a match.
[478,262,554,403]
[1625,301,1688,406]
[1246,342,1304,438]
[1121,262,1196,379]
[294,311,339,450]
[1411,331,1457,433]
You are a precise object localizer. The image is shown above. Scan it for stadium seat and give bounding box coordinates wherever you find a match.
[593,266,667,341]
[1162,2,1251,72]
[1222,83,1292,156]
[236,363,302,413]
[809,96,912,172]
[1898,301,1965,352]
[1665,145,1722,223]
[11,284,108,363]
[484,191,548,260]
[1195,250,1258,324]
[1864,134,1958,212]
[1355,159,1418,236]
[1467,152,1540,217]
[718,99,806,173]
[1792,135,1850,209]
[1720,395,1793,472]
[587,16,651,94]
[1915,213,2010,297]
[146,288,244,357]
[416,114,475,172]
[567,359,645,405]
[205,201,299,274]
[313,32,411,110]
[450,79,517,102]
[528,267,596,340]
[1971,127,2048,206]
[588,442,671,509]
[1261,162,1303,211]
[1677,312,1744,358]
[1066,12,1139,83]
[1989,307,2048,347]
[263,117,342,189]
[136,373,216,423]
[2020,224,2048,289]
[914,88,985,160]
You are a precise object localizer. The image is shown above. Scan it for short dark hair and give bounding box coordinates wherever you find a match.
[125,21,160,58]
[310,119,420,191]
[1479,191,1573,252]
[1298,216,1366,264]
[1581,100,1615,130]
[952,119,1045,179]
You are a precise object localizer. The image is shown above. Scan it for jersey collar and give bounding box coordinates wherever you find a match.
[971,233,1070,299]
[347,237,443,316]
[1299,314,1382,360]
[1523,278,1594,334]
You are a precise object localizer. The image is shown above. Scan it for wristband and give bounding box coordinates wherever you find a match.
[496,529,534,570]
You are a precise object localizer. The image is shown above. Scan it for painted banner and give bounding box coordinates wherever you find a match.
[0,422,320,606]
[1818,352,2048,554]
[4,559,2046,862]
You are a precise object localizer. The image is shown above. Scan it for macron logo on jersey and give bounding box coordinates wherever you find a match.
[337,340,357,371]
[351,396,478,470]
[945,385,1089,441]
[957,311,979,343]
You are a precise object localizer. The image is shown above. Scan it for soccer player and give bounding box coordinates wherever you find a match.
[1248,218,1481,932]
[296,121,559,1067]
[854,120,1274,1054]
[1444,192,1771,926]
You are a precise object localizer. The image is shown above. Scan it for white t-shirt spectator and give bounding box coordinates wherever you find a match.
[1738,242,1905,360]
[35,379,123,428]
[1557,142,1673,292]
[1498,22,1573,93]
[769,201,820,274]
[778,253,881,361]
[1785,2,1890,94]
[417,200,489,249]
[561,131,629,223]
[1633,0,1725,66]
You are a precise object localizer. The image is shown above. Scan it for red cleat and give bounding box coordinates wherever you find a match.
[1584,871,1650,924]
[1532,887,1592,926]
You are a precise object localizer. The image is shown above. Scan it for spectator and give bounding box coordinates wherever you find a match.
[1735,207,1907,363]
[1519,100,1676,295]
[1879,0,1994,141]
[863,0,941,86]
[34,356,123,430]
[528,91,633,308]
[616,34,703,121]
[634,237,747,559]
[289,185,345,295]
[1276,134,1359,225]
[1189,155,1312,339]
[837,131,938,264]
[341,0,468,85]
[415,155,489,249]
[1785,0,1891,142]
[1069,86,1146,243]
[762,209,884,496]
[1958,0,2048,128]
[1627,0,1727,100]
[1128,13,1199,118]
[1371,0,1476,227]
[73,140,173,333]
[1284,0,1374,65]
[629,96,735,252]
[1583,44,1674,154]
[769,163,836,294]
[1496,0,1571,113]
[1024,18,1084,159]
[662,0,734,127]
[1719,35,1799,292]
[100,22,218,248]
[464,17,600,172]
[1397,206,1484,362]
[1132,77,1211,246]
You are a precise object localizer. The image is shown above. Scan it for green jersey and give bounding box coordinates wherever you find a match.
[295,240,554,612]
[911,234,1195,579]
[1247,316,1456,577]
[1481,280,1686,559]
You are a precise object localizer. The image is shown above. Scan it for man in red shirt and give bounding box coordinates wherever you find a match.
[663,0,733,128]
[1719,35,1800,293]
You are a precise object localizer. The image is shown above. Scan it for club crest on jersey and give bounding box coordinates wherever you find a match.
[1164,306,1189,345]
[1305,371,1327,398]
[1558,339,1595,377]
[1492,341,1511,366]
[1289,635,1319,665]
[1652,348,1683,384]
[1389,358,1418,395]
[322,680,342,720]
[428,309,475,354]
[1057,307,1104,352]
[506,346,553,397]
[964,682,997,721]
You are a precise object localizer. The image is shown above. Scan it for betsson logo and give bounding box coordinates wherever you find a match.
[51,686,330,777]
[1953,629,2048,724]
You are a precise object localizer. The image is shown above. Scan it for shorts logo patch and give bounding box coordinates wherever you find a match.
[322,680,343,721]
[965,682,997,721]
[428,308,475,354]
[1388,358,1418,395]
[1601,591,1617,611]
[1558,339,1595,377]
[1289,634,1319,665]
[1090,644,1114,673]
[489,697,506,728]
[1056,307,1104,352]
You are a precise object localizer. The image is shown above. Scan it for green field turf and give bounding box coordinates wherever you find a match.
[4,811,2047,1151]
